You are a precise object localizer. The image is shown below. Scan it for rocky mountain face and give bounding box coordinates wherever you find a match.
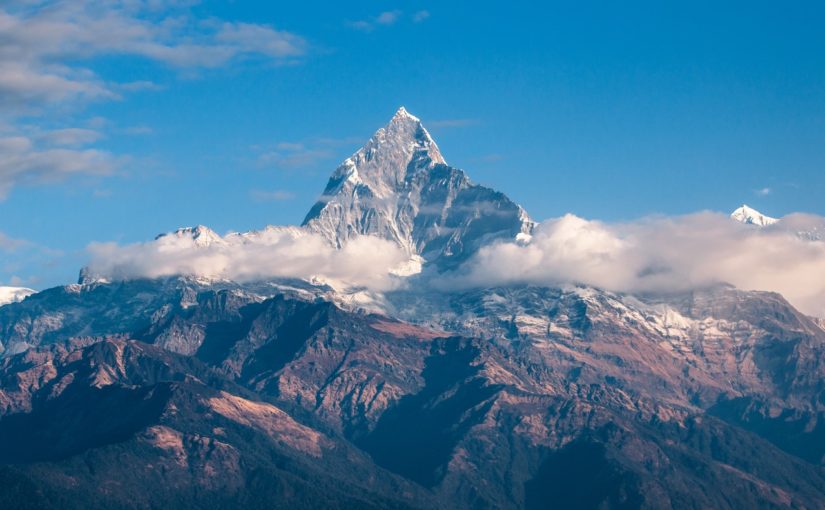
[1,285,825,508]
[0,337,434,510]
[1,109,825,509]
[302,107,534,269]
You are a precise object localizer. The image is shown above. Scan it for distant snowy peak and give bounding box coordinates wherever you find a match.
[303,107,534,268]
[156,225,226,247]
[728,206,825,241]
[153,225,308,248]
[731,205,778,227]
[228,225,306,243]
[0,286,35,306]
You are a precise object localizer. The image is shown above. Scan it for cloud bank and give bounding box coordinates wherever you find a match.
[440,212,825,317]
[82,212,825,317]
[85,227,409,291]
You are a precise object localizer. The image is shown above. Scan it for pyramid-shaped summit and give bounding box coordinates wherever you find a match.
[303,107,534,269]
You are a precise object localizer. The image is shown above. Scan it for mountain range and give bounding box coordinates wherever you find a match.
[1,109,824,509]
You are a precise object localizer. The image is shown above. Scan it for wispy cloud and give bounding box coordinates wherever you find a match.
[0,231,30,252]
[0,2,308,110]
[412,10,431,23]
[255,136,361,170]
[755,187,772,196]
[0,1,308,198]
[119,125,154,136]
[474,153,504,163]
[38,128,103,147]
[428,118,479,129]
[0,134,116,198]
[250,189,295,202]
[0,229,63,287]
[116,81,165,93]
[375,10,402,26]
[348,10,427,31]
[257,143,335,170]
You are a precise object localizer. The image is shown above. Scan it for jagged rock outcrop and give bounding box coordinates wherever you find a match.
[303,107,534,269]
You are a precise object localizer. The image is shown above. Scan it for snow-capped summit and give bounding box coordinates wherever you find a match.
[731,204,778,226]
[0,286,35,306]
[391,105,423,124]
[322,105,445,200]
[303,107,534,268]
[156,225,226,247]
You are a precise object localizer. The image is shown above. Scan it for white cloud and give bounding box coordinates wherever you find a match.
[0,2,307,107]
[0,133,115,198]
[0,1,308,197]
[215,22,306,60]
[755,187,772,196]
[80,209,825,316]
[85,227,409,291]
[0,61,115,109]
[440,212,825,317]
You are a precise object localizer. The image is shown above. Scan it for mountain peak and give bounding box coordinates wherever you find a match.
[156,225,225,247]
[310,107,445,202]
[731,204,778,227]
[391,106,419,122]
[302,107,533,267]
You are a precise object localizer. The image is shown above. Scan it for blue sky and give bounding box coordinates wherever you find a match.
[1,0,824,289]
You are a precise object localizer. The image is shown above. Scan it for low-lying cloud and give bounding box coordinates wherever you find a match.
[440,212,825,317]
[82,212,825,317]
[85,227,409,291]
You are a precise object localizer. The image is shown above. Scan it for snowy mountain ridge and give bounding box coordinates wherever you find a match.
[730,204,778,226]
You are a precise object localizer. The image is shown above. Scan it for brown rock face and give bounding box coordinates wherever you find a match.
[1,281,825,509]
